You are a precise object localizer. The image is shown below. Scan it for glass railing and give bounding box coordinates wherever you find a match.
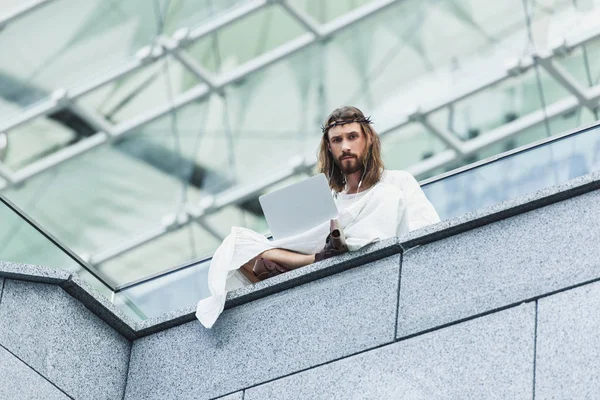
[112,121,600,320]
[421,121,600,220]
[3,120,599,320]
[0,195,115,297]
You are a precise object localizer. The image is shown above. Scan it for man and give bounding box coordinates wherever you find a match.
[196,106,439,328]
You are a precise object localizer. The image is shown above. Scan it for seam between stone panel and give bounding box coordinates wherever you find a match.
[121,341,134,400]
[532,300,539,400]
[0,342,74,399]
[0,278,5,309]
[225,339,397,396]
[397,274,600,342]
[393,251,403,340]
[396,301,531,342]
[218,276,576,398]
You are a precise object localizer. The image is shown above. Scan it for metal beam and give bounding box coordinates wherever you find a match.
[0,162,15,183]
[407,108,467,156]
[158,36,219,91]
[537,51,597,110]
[0,0,269,134]
[0,58,146,134]
[280,0,323,38]
[186,0,269,42]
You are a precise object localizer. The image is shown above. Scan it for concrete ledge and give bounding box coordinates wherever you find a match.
[0,261,70,284]
[1,170,600,340]
[61,275,137,340]
[135,237,403,337]
[135,170,600,337]
[0,261,137,340]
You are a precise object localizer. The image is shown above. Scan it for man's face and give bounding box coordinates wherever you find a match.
[327,122,367,175]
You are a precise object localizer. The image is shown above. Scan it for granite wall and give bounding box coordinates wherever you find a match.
[2,173,600,399]
[0,275,131,399]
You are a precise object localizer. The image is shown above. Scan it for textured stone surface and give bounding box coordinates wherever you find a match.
[536,281,600,398]
[134,303,196,337]
[246,304,536,400]
[0,345,69,400]
[397,189,600,338]
[125,255,401,400]
[226,237,401,305]
[62,274,137,340]
[134,238,401,338]
[0,280,131,400]
[0,260,70,283]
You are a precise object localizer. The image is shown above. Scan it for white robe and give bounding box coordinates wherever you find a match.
[195,170,439,328]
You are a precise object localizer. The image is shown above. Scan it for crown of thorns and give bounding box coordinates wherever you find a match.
[321,116,373,134]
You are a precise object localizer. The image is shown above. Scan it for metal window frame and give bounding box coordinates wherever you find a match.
[1,0,600,271]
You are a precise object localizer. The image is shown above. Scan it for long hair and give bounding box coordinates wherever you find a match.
[317,106,384,193]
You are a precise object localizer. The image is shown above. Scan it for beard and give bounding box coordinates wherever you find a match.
[336,154,363,175]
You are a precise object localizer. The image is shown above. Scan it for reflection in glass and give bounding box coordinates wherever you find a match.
[0,195,112,293]
[77,56,200,124]
[97,223,220,286]
[187,4,306,74]
[381,123,448,171]
[423,123,600,220]
[3,114,78,170]
[291,0,376,24]
[428,67,569,142]
[3,145,185,268]
[114,259,210,320]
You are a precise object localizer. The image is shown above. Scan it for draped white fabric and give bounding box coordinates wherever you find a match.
[195,170,439,328]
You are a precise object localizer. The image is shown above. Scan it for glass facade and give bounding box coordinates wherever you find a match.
[1,0,600,317]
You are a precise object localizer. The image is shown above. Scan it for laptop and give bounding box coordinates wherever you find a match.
[259,174,338,240]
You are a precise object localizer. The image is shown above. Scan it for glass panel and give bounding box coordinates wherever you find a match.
[428,67,570,141]
[202,205,268,238]
[77,57,200,124]
[422,122,600,220]
[114,258,210,320]
[555,37,600,91]
[290,0,377,24]
[0,0,158,117]
[3,111,80,170]
[97,223,220,285]
[341,0,531,112]
[527,0,600,50]
[162,0,253,36]
[3,144,184,262]
[186,4,306,74]
[0,195,112,291]
[381,123,449,170]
